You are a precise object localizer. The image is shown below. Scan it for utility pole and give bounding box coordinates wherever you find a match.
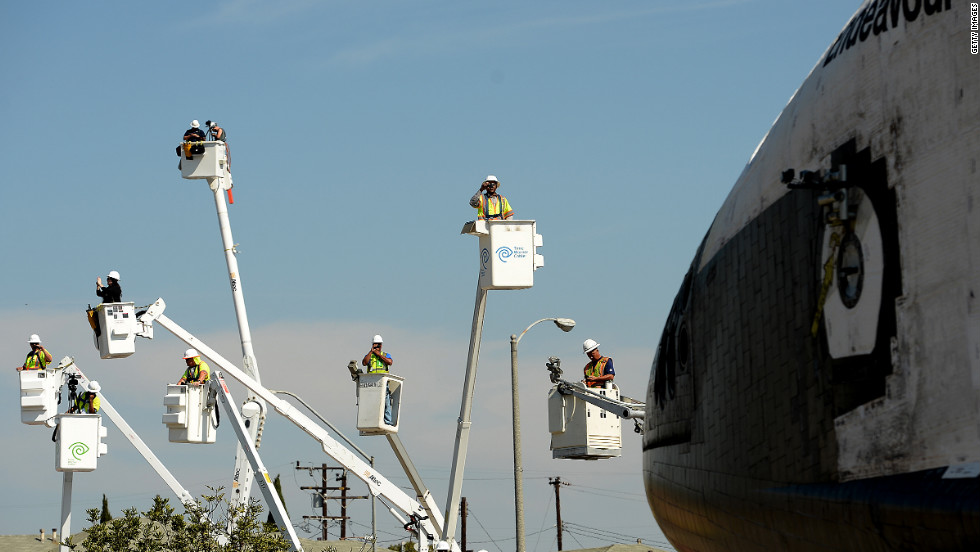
[297,462,368,540]
[339,469,349,539]
[460,497,468,552]
[549,477,568,551]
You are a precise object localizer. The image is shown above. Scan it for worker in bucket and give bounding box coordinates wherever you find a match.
[205,120,226,141]
[177,120,207,158]
[361,335,394,425]
[177,348,211,385]
[205,120,231,168]
[582,339,615,388]
[469,175,514,221]
[95,270,122,303]
[18,334,52,371]
[69,381,101,414]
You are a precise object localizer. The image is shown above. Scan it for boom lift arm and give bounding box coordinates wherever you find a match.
[208,373,303,551]
[136,298,448,550]
[347,362,445,532]
[546,357,645,428]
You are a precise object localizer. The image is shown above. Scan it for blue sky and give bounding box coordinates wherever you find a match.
[1,1,863,548]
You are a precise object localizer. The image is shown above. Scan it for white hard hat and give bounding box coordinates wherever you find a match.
[86,381,101,393]
[191,120,200,128]
[28,334,41,344]
[183,348,200,359]
[583,338,599,353]
[107,270,120,281]
[373,335,383,344]
[484,175,499,184]
[435,541,450,552]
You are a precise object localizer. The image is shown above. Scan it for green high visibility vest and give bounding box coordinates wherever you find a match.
[24,350,47,370]
[74,392,101,413]
[368,352,391,374]
[182,358,211,382]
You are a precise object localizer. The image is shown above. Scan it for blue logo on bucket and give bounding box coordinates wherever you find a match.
[496,246,514,263]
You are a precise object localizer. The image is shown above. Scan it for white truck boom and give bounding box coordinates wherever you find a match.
[136,298,449,550]
[208,373,304,551]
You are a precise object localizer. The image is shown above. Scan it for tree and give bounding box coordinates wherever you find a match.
[79,487,290,552]
[100,494,112,524]
[266,474,288,527]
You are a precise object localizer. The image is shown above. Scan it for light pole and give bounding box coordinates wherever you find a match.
[511,317,575,552]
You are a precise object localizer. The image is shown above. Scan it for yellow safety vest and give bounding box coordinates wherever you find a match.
[584,357,610,388]
[182,358,211,382]
[73,392,101,413]
[368,352,390,374]
[477,194,513,220]
[24,350,47,370]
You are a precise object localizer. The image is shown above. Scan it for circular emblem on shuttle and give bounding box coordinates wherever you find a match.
[496,246,514,263]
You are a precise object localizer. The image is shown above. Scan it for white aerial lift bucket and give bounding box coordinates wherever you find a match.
[461,220,544,290]
[163,384,217,444]
[357,373,404,435]
[55,413,107,472]
[20,367,63,425]
[179,141,230,180]
[548,383,622,459]
[93,302,137,359]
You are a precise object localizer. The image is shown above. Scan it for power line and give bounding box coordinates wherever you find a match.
[465,505,505,552]
[466,526,556,544]
[532,490,554,552]
[561,522,675,551]
[565,530,585,550]
[564,485,648,502]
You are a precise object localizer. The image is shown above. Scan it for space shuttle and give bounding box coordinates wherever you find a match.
[643,1,979,550]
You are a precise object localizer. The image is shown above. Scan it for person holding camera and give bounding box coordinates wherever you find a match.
[362,335,394,425]
[469,175,514,221]
[18,334,52,371]
[205,120,231,169]
[95,270,122,303]
[206,120,226,142]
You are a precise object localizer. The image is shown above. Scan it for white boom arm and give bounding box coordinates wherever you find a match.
[385,433,444,533]
[207,174,267,511]
[209,374,303,551]
[137,298,446,549]
[57,357,197,508]
[555,380,646,420]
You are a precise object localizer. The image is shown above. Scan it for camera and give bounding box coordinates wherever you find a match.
[545,356,563,384]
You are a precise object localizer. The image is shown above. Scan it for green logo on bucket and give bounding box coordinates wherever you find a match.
[69,442,90,460]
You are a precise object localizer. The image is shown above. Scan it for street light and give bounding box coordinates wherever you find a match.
[510,317,575,552]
